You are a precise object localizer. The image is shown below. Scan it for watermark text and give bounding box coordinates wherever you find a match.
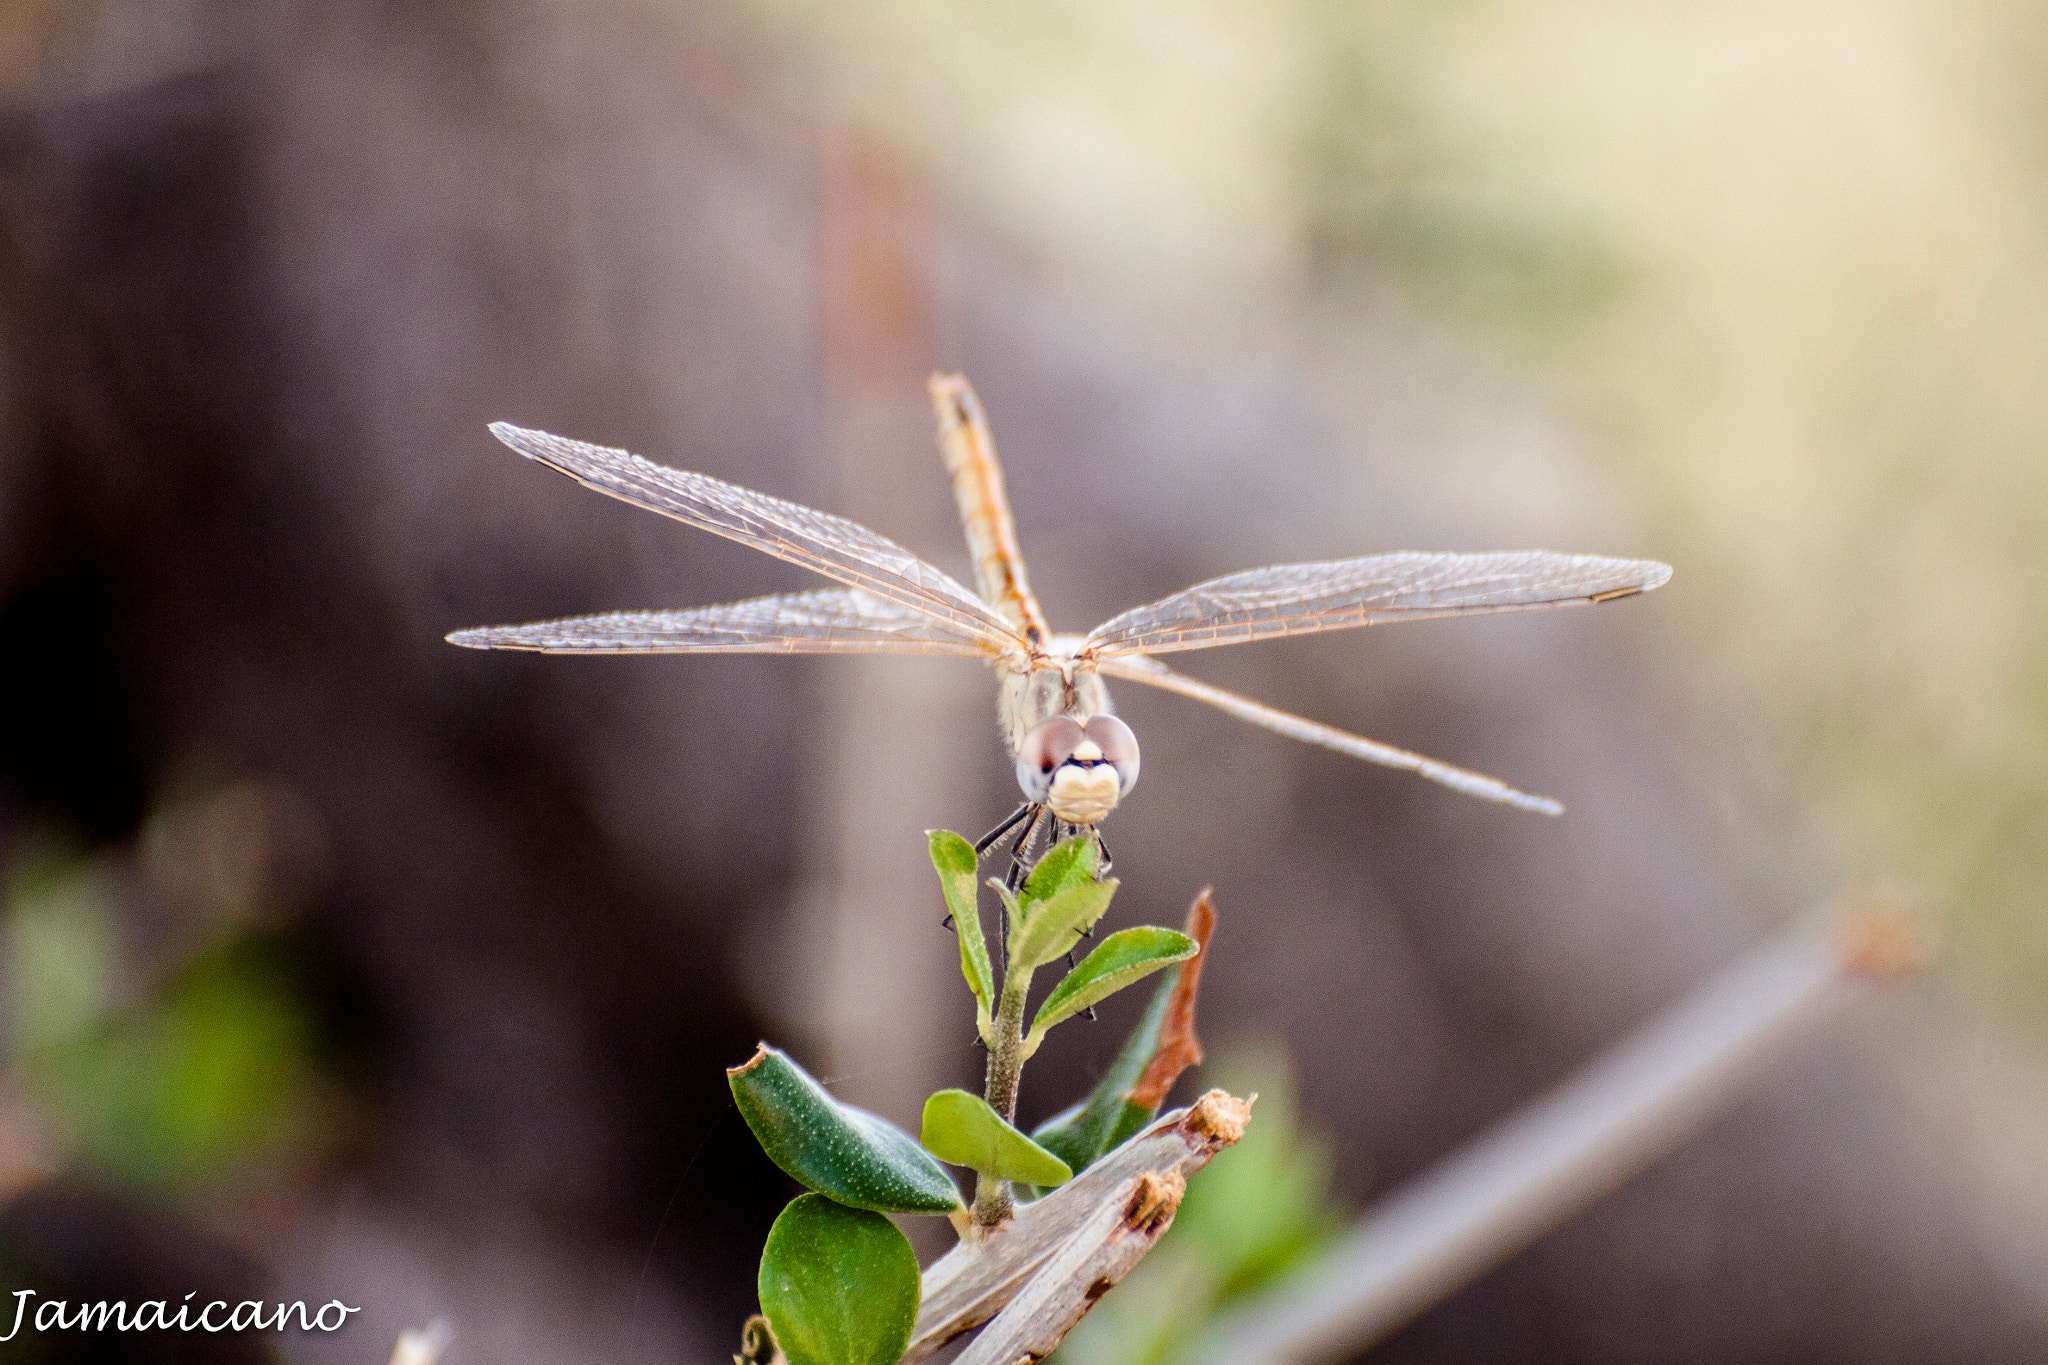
[1,1290,359,1340]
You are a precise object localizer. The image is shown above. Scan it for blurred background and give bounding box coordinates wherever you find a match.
[0,0,2043,1360]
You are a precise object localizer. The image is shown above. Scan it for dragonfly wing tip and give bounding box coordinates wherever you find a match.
[488,420,554,461]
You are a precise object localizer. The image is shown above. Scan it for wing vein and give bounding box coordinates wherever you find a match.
[490,423,1025,651]
[448,588,1000,656]
[1086,551,1670,656]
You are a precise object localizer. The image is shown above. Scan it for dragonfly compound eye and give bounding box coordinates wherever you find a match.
[1016,715,1085,801]
[1084,714,1140,796]
[1034,713,1137,827]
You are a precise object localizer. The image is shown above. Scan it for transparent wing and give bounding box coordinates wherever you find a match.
[448,589,1000,657]
[1097,654,1564,815]
[489,423,1025,651]
[1086,551,1671,657]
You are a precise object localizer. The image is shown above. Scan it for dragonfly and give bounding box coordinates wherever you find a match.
[449,375,1670,879]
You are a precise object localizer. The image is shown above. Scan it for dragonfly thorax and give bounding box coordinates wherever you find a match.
[997,635,1107,753]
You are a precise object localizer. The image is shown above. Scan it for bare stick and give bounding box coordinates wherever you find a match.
[1199,902,1930,1365]
[905,1089,1251,1362]
[954,1169,1187,1365]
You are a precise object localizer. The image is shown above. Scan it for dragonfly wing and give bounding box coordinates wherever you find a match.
[1085,551,1670,656]
[448,589,1001,656]
[489,423,1025,651]
[1098,654,1564,815]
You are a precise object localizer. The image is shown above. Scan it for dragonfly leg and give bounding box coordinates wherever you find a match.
[1007,810,1040,888]
[1061,937,1096,1020]
[975,802,1034,857]
[961,806,1040,976]
[1004,806,1046,890]
[961,802,1036,928]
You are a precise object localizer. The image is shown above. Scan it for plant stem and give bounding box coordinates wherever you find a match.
[972,972,1032,1228]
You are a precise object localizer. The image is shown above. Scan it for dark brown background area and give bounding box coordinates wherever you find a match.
[0,1,2038,1361]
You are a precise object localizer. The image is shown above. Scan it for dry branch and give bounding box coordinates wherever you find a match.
[953,1170,1186,1365]
[904,1089,1250,1363]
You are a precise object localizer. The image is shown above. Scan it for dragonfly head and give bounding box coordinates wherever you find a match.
[1015,714,1140,826]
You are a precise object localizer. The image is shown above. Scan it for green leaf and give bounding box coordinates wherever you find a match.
[919,1088,1072,1187]
[927,830,995,1029]
[1021,833,1098,908]
[758,1194,920,1365]
[1027,927,1196,1047]
[989,877,1023,939]
[729,1045,962,1213]
[1007,878,1119,974]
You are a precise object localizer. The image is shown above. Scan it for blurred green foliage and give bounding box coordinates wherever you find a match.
[1,783,334,1201]
[17,934,319,1192]
[3,846,119,1058]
